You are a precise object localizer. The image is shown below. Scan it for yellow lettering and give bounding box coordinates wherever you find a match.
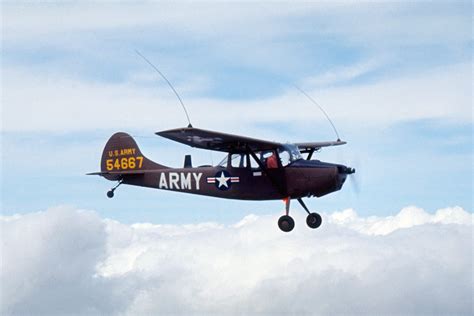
[129,157,136,169]
[105,155,143,170]
[106,159,113,170]
[137,156,144,168]
[121,158,128,169]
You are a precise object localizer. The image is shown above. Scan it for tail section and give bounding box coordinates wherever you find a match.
[96,132,167,180]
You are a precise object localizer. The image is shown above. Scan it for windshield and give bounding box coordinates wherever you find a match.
[278,144,302,166]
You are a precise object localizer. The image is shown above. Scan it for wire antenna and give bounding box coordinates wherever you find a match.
[293,84,341,141]
[135,50,193,128]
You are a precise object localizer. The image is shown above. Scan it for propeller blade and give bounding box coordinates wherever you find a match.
[349,173,360,195]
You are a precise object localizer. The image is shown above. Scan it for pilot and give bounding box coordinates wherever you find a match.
[266,152,278,169]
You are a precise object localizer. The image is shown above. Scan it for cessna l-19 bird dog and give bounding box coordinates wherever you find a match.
[88,127,355,232]
[88,52,355,232]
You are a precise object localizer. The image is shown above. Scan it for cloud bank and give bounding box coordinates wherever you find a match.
[1,206,472,315]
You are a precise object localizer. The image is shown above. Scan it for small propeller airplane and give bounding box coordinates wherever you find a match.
[88,52,355,232]
[88,127,355,232]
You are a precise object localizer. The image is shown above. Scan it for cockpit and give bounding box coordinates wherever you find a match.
[277,144,303,167]
[218,144,303,169]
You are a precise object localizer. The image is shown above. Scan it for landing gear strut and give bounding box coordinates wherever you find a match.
[298,198,322,229]
[107,180,123,198]
[278,198,295,232]
[277,198,322,232]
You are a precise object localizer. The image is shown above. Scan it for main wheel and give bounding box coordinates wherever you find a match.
[278,215,295,232]
[107,190,114,198]
[306,212,322,229]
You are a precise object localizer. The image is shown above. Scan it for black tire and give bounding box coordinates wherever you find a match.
[306,213,322,229]
[278,215,295,232]
[107,190,114,198]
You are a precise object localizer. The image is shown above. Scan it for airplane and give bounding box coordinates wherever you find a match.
[88,126,355,232]
[88,51,355,232]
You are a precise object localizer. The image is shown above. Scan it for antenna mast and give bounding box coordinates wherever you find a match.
[293,85,341,141]
[135,50,193,128]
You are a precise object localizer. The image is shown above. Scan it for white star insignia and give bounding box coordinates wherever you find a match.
[216,172,230,188]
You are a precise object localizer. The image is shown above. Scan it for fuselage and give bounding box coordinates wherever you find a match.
[123,159,350,201]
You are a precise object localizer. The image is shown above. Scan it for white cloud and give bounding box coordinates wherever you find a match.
[3,2,468,51]
[2,62,471,134]
[301,59,385,87]
[327,205,472,235]
[1,205,472,315]
[2,2,471,136]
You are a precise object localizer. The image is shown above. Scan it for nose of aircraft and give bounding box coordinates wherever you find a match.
[339,165,356,175]
[337,165,355,189]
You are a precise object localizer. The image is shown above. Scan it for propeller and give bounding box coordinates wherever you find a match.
[349,171,360,195]
[347,155,361,195]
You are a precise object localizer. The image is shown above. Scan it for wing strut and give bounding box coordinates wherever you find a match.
[247,146,286,197]
[306,148,316,160]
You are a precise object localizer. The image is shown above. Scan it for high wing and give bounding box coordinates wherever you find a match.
[156,127,346,153]
[156,127,281,153]
[296,140,346,153]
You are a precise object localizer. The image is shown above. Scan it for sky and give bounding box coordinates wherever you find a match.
[1,1,473,315]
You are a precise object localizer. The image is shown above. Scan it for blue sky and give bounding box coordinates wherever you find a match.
[1,1,472,224]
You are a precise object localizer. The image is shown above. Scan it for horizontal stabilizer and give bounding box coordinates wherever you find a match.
[86,170,150,176]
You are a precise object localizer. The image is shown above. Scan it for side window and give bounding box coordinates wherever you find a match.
[230,154,247,168]
[218,154,228,167]
[261,151,273,160]
[249,154,260,169]
[248,151,279,170]
[279,150,291,167]
[260,150,279,169]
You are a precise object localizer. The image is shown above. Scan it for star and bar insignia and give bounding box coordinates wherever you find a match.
[206,171,240,190]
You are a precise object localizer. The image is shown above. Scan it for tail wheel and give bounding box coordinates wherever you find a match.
[306,212,322,229]
[278,215,295,232]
